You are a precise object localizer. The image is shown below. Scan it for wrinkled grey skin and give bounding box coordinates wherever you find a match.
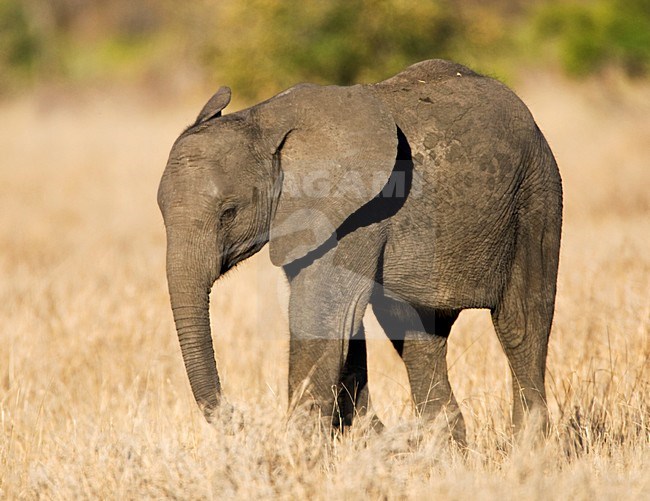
[158,60,562,440]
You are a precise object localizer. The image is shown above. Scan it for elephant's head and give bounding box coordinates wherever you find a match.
[158,84,399,420]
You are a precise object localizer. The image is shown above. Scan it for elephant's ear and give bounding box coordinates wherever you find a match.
[195,87,231,124]
[263,85,398,266]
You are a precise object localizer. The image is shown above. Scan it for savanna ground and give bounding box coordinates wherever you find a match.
[1,73,648,498]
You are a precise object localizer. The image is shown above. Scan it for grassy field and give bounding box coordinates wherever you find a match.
[1,73,648,498]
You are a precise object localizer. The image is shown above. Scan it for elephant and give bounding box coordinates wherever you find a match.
[157,59,562,440]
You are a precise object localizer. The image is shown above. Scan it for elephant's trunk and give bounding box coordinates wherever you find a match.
[166,227,221,421]
[170,288,220,419]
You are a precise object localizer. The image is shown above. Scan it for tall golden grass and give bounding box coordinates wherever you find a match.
[1,74,648,498]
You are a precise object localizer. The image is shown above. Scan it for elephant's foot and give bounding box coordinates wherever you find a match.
[417,403,467,448]
[444,405,467,448]
[511,401,551,446]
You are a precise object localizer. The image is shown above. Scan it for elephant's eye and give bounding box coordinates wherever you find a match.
[220,206,237,225]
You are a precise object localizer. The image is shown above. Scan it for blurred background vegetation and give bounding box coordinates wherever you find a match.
[1,0,649,98]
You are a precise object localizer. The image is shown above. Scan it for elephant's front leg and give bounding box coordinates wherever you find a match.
[285,257,375,431]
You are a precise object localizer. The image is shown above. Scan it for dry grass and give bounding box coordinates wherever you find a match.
[1,74,648,498]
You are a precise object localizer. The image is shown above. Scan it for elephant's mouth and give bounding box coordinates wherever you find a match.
[219,246,236,275]
[219,237,268,276]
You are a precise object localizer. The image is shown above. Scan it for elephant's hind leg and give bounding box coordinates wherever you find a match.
[372,296,465,443]
[491,214,560,435]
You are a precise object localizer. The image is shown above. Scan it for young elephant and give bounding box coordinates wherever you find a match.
[158,59,562,440]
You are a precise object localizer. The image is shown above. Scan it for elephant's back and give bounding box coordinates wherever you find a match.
[375,59,480,86]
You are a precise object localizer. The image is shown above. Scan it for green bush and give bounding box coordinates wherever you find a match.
[2,1,649,94]
[0,0,42,88]
[201,0,468,99]
[533,0,650,76]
